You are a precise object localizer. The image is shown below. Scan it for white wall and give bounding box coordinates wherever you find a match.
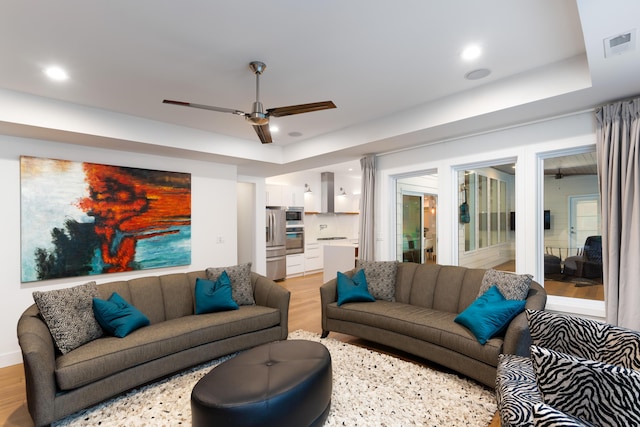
[0,135,240,367]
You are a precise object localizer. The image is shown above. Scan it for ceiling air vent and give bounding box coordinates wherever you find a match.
[604,29,636,58]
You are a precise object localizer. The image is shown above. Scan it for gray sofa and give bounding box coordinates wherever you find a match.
[17,270,290,427]
[320,262,546,387]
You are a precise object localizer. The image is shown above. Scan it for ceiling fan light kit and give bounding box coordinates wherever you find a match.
[163,61,336,144]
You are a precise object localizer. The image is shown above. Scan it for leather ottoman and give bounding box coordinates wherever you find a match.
[191,340,332,427]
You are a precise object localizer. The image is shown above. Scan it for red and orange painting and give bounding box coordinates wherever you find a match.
[20,156,191,282]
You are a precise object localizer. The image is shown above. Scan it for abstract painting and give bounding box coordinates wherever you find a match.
[20,156,191,282]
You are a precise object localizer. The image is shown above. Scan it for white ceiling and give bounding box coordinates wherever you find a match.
[1,1,639,177]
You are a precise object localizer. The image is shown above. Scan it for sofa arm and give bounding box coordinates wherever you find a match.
[251,273,290,339]
[503,281,547,356]
[17,305,58,426]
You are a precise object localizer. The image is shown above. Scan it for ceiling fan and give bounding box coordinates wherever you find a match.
[163,61,336,144]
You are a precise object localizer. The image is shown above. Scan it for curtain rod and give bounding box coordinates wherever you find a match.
[597,94,640,110]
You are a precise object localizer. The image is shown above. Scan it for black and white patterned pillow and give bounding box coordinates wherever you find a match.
[530,345,640,427]
[478,269,532,300]
[527,309,640,369]
[32,282,104,354]
[527,309,604,361]
[532,403,588,427]
[206,262,254,305]
[602,324,640,370]
[355,260,398,301]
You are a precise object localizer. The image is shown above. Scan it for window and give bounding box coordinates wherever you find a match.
[542,151,602,301]
[458,163,515,270]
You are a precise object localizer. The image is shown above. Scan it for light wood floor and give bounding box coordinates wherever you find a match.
[1,271,503,426]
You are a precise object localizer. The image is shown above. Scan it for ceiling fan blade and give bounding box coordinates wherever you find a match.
[254,123,272,144]
[163,99,246,116]
[267,101,336,117]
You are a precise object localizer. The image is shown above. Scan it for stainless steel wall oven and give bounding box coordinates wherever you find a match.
[285,226,304,254]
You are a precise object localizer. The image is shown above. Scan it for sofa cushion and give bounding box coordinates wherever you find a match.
[32,282,104,354]
[532,403,588,427]
[194,274,239,314]
[207,262,255,305]
[325,301,500,366]
[527,309,640,369]
[355,260,398,301]
[530,345,640,427]
[454,286,525,344]
[160,273,196,320]
[337,269,375,306]
[93,292,150,338]
[55,305,281,390]
[479,269,532,300]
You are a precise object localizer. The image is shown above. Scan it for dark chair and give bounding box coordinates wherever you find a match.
[403,234,419,262]
[563,235,602,279]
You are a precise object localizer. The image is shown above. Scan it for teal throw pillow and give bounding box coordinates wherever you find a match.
[454,285,526,345]
[195,271,239,314]
[337,269,375,306]
[93,292,150,338]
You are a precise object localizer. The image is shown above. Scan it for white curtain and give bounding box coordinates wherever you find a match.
[358,154,376,260]
[596,97,640,329]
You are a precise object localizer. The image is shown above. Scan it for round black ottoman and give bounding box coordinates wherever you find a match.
[191,340,332,427]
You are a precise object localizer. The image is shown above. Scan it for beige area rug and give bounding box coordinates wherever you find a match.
[54,330,497,426]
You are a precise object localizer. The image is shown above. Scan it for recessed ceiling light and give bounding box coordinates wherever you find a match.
[44,66,69,81]
[465,68,491,80]
[461,45,482,61]
[288,131,303,137]
[269,125,279,133]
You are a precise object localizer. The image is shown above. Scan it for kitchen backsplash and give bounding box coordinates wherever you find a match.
[304,213,359,242]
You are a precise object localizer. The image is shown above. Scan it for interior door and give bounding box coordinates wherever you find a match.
[569,195,600,250]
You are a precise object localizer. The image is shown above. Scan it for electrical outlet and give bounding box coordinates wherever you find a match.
[216,236,224,244]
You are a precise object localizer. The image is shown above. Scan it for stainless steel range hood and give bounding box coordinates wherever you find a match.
[321,172,335,213]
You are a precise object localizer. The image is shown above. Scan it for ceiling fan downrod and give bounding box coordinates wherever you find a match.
[247,61,268,125]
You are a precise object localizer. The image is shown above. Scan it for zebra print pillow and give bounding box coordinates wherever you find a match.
[527,309,640,368]
[532,403,588,427]
[530,345,640,427]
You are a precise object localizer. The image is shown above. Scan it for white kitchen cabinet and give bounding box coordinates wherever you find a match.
[304,191,321,213]
[266,184,304,208]
[283,185,304,208]
[265,184,284,207]
[286,253,305,278]
[304,242,323,273]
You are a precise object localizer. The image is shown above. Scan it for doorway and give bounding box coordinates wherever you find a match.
[395,173,438,264]
[401,194,423,263]
[456,162,515,270]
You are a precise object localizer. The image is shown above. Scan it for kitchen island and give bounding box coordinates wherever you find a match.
[322,240,358,283]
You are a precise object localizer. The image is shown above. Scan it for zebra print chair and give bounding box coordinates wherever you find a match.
[496,309,640,427]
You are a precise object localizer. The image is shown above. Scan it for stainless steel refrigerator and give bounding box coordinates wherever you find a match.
[266,207,286,281]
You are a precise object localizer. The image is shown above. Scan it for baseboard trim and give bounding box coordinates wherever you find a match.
[0,351,23,368]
